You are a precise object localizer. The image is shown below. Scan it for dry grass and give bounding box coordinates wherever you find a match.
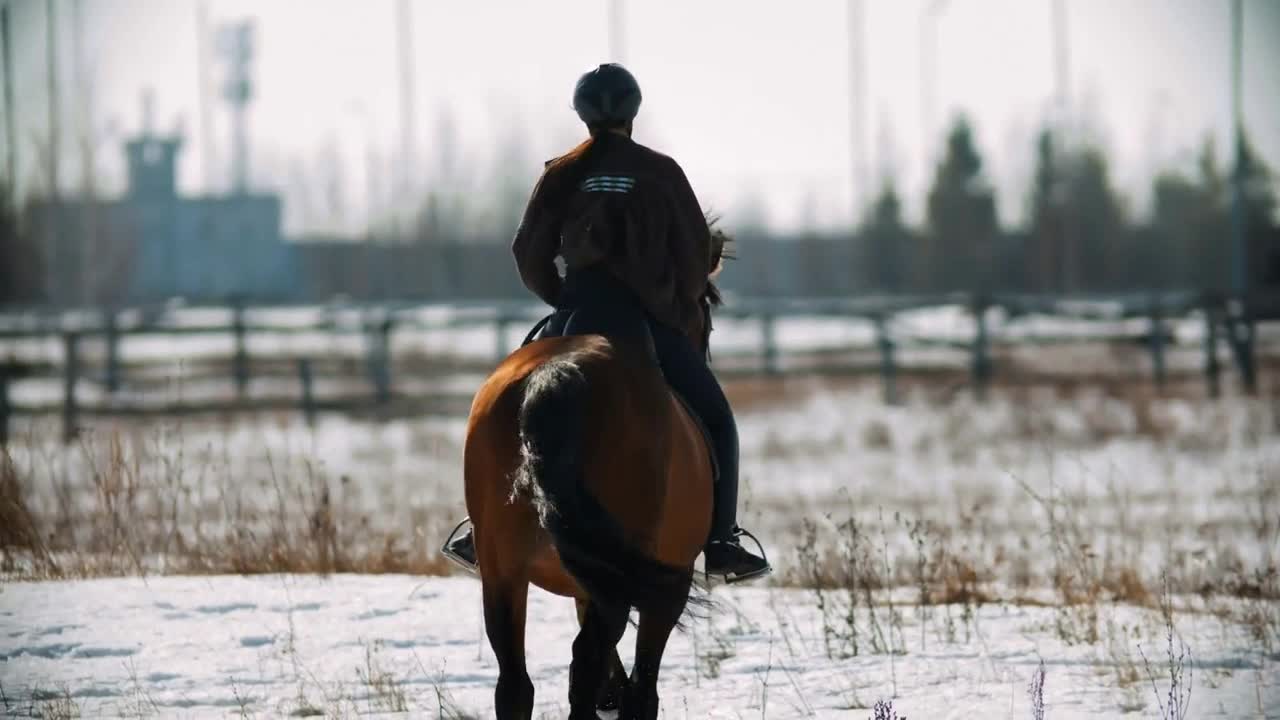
[2,370,1276,661]
[0,683,82,719]
[0,426,455,581]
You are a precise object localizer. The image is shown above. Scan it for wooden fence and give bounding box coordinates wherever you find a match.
[0,291,1271,445]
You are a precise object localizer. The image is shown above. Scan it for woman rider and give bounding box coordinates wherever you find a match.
[444,63,769,583]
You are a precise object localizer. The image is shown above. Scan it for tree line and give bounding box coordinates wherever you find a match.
[850,118,1278,297]
[2,117,1277,306]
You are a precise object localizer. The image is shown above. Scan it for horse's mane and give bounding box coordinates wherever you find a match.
[705,214,734,308]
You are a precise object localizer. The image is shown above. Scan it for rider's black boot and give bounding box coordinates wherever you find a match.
[701,421,770,583]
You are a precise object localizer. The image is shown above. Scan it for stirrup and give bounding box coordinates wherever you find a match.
[439,517,478,574]
[704,527,772,585]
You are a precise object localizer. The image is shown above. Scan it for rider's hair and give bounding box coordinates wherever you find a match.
[544,137,602,215]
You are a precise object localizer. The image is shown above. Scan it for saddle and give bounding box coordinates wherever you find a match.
[522,309,720,483]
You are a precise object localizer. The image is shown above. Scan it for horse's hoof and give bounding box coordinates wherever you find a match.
[597,680,624,711]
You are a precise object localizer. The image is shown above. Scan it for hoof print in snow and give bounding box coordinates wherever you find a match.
[195,602,257,614]
[34,624,83,638]
[1,642,82,660]
[240,635,274,648]
[73,646,138,659]
[353,607,403,620]
[270,602,323,613]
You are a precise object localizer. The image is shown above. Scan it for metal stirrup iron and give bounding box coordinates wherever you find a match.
[439,517,477,574]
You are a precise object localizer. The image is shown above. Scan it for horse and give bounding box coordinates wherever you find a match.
[464,232,731,720]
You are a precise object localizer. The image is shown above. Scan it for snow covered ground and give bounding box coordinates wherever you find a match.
[2,335,1277,717]
[1,574,1276,719]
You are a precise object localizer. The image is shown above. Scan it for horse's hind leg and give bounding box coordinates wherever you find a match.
[574,599,630,712]
[568,599,629,719]
[599,643,630,711]
[623,584,691,720]
[482,579,534,720]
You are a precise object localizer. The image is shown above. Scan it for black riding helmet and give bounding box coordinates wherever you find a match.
[572,63,642,131]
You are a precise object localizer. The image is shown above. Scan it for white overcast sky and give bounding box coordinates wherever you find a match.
[5,0,1280,237]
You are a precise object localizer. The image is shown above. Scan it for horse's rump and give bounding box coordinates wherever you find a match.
[465,334,712,613]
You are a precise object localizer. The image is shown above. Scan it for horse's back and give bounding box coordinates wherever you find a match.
[464,333,712,598]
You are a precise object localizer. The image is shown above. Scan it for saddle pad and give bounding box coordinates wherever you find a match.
[524,312,716,482]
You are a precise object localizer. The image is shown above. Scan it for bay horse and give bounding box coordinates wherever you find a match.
[464,227,733,719]
[464,329,713,719]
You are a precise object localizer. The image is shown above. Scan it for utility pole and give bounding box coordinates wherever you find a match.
[919,0,946,177]
[1230,0,1246,299]
[1228,0,1255,393]
[396,0,416,239]
[1051,0,1070,123]
[46,0,60,199]
[219,21,254,195]
[72,0,94,305]
[848,0,867,226]
[1,3,15,207]
[197,0,215,193]
[608,0,626,63]
[1050,0,1074,291]
[46,0,63,306]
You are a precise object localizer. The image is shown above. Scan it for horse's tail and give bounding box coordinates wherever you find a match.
[515,355,692,614]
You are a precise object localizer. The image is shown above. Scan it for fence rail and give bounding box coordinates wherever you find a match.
[0,291,1272,444]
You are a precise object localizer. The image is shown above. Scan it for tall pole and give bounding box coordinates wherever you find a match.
[46,0,60,199]
[919,1,946,179]
[608,0,626,63]
[1050,0,1073,291]
[72,0,93,305]
[396,0,416,239]
[1229,0,1245,298]
[848,0,867,226]
[46,0,63,306]
[197,0,215,194]
[1051,0,1070,124]
[1,3,16,207]
[221,21,253,195]
[1227,0,1255,393]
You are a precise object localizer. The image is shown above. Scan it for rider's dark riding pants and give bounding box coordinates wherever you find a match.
[540,267,740,543]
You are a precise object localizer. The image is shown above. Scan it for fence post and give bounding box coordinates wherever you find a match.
[63,332,80,444]
[297,358,316,427]
[231,297,249,399]
[495,313,510,363]
[874,313,898,405]
[1226,297,1257,395]
[761,311,779,376]
[971,296,991,402]
[104,307,121,394]
[1148,295,1167,391]
[371,314,394,405]
[1204,301,1221,398]
[0,368,9,447]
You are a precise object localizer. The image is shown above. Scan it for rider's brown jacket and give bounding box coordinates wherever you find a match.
[511,132,713,347]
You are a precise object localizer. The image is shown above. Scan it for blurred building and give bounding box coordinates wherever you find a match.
[31,117,296,306]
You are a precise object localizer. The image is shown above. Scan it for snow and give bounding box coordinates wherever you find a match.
[0,575,1275,719]
[2,308,1277,717]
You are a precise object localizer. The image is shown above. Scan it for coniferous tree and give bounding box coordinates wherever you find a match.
[1026,129,1127,292]
[859,182,912,293]
[925,118,998,292]
[1151,139,1226,290]
[0,190,43,304]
